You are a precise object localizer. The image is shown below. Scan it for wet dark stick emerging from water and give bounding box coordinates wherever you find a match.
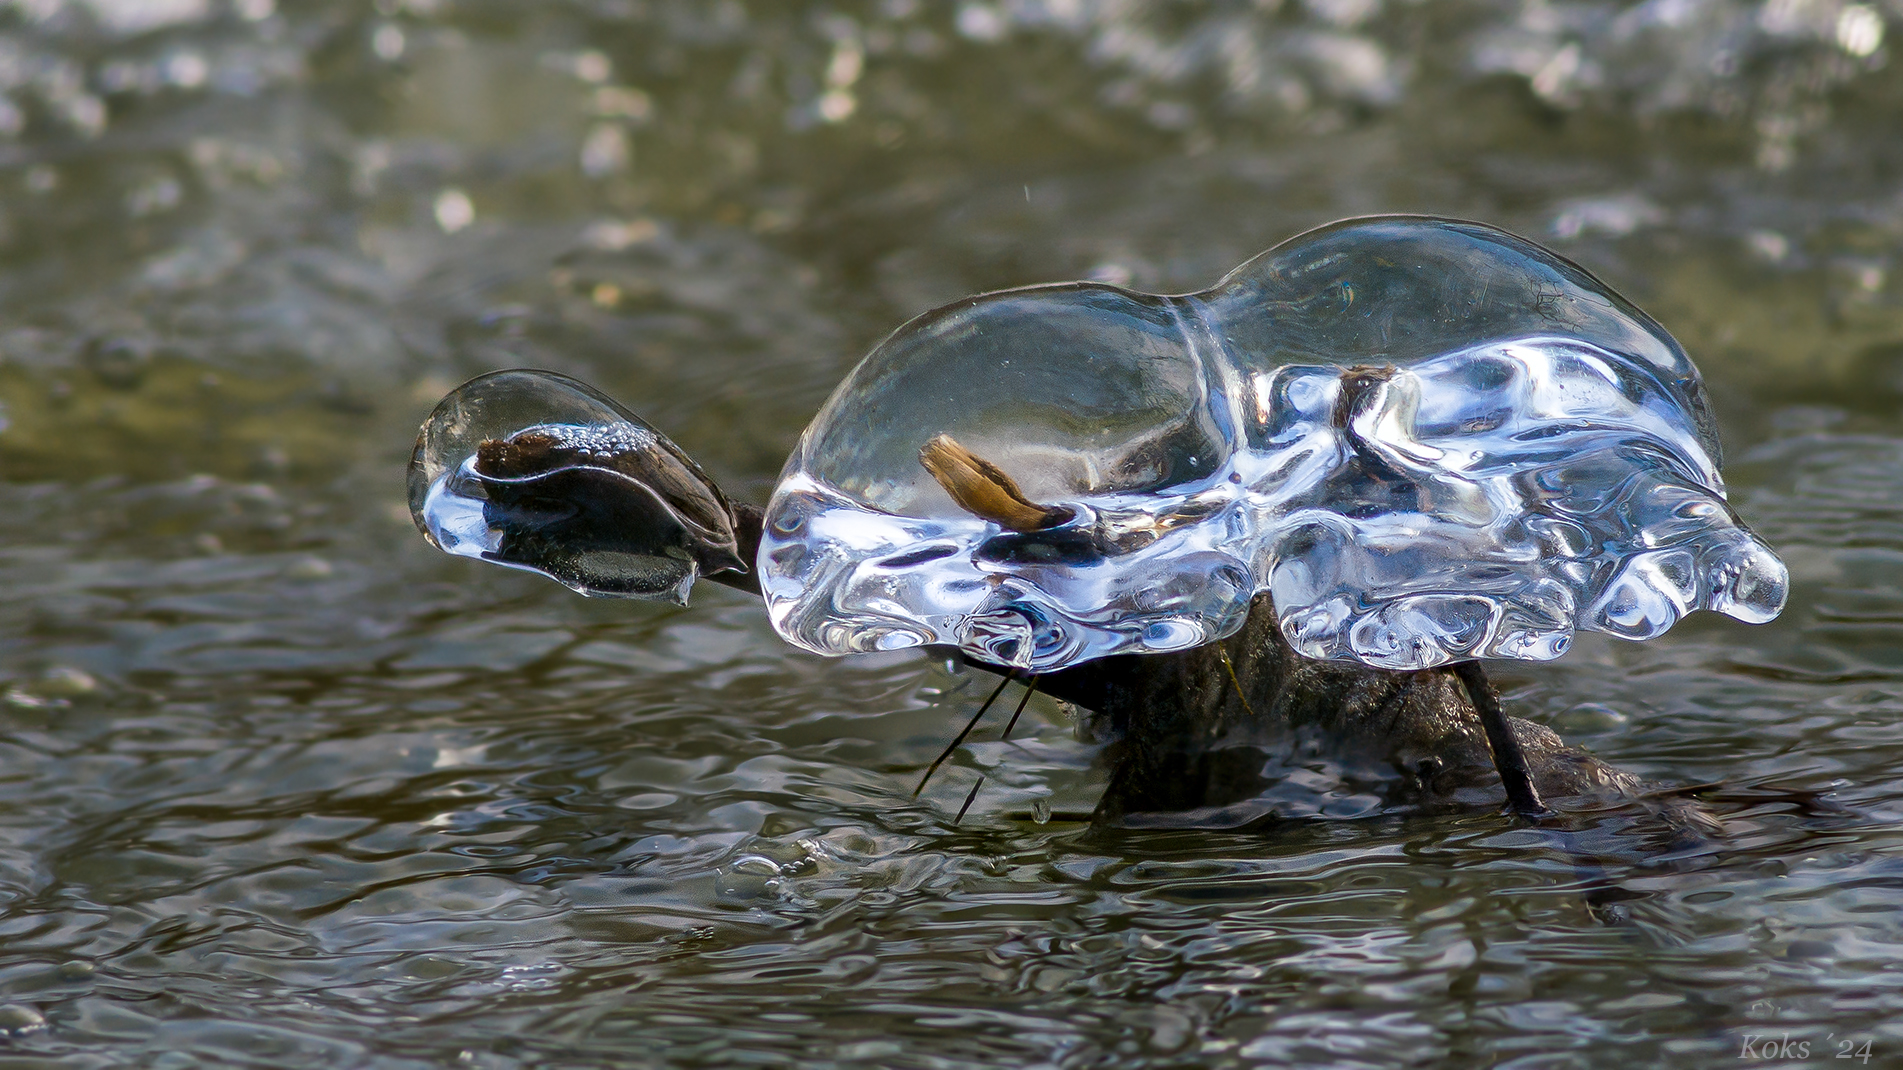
[1452,660,1552,819]
[953,676,1041,825]
[996,675,1040,742]
[916,673,1014,798]
[1340,368,1543,822]
[953,776,985,825]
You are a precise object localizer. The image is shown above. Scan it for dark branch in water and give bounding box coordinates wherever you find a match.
[953,776,984,825]
[997,675,1041,742]
[916,673,1014,798]
[1029,592,1713,837]
[1452,659,1553,819]
[952,675,1042,825]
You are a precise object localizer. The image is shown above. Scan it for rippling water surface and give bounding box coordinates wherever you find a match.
[3,1,1903,1066]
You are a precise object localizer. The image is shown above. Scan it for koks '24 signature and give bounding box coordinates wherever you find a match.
[1737,1032,1874,1063]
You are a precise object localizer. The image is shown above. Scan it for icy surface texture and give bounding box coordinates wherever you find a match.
[409,369,744,603]
[762,217,1788,671]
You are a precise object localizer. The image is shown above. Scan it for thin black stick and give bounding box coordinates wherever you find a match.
[996,675,1041,743]
[953,676,1042,826]
[953,777,985,825]
[915,673,1014,798]
[1452,660,1552,819]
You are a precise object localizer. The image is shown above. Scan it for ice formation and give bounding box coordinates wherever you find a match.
[409,369,745,604]
[759,217,1787,671]
[408,218,1787,674]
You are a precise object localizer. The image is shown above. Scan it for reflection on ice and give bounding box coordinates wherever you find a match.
[763,217,1788,671]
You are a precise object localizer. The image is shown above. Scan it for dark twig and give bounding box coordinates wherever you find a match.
[1452,660,1552,819]
[996,675,1041,744]
[953,777,985,825]
[952,676,1042,825]
[915,673,1014,798]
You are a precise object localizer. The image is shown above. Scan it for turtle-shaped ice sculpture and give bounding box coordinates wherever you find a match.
[408,215,1790,823]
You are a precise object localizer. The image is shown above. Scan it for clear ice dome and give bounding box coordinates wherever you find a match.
[760,217,1788,672]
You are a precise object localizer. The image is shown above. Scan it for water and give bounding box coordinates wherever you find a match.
[3,1,1903,1066]
[762,217,1786,671]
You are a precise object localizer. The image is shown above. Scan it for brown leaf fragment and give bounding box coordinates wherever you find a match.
[919,434,1074,532]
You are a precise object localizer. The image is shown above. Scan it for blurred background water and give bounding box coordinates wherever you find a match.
[0,0,1901,1066]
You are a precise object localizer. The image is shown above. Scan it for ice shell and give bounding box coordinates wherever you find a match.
[762,216,1788,672]
[408,369,743,602]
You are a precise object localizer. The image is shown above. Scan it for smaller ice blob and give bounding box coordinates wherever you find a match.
[761,216,1788,672]
[409,369,746,603]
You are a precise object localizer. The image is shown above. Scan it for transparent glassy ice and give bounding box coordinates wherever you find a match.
[762,217,1788,671]
[409,369,745,603]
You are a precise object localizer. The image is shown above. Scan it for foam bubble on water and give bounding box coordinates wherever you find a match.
[761,217,1788,672]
